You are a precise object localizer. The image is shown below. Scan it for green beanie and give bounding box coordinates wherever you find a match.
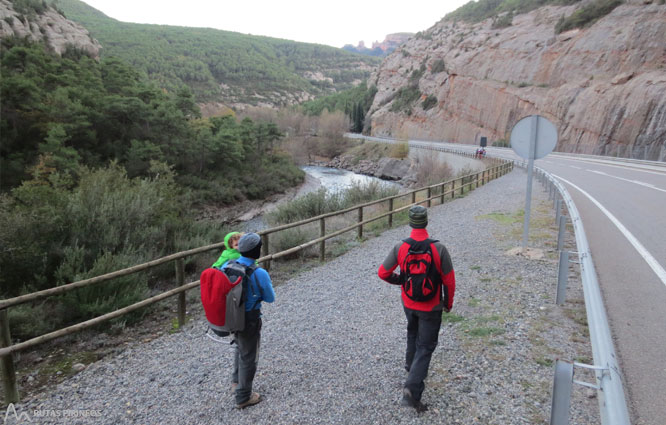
[409,205,428,229]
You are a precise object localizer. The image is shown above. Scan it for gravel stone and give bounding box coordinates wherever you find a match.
[11,169,599,424]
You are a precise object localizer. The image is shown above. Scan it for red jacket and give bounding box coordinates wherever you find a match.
[378,228,455,312]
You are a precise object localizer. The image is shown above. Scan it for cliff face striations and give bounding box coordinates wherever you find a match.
[0,0,101,58]
[366,0,666,160]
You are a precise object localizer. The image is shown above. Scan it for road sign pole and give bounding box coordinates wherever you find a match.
[522,116,538,250]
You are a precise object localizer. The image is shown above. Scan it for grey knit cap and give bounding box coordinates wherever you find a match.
[408,205,428,229]
[238,233,261,254]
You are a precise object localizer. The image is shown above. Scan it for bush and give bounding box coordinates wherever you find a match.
[0,162,207,339]
[389,142,410,159]
[555,0,622,34]
[422,95,438,110]
[414,154,455,187]
[430,59,446,74]
[390,86,421,113]
[492,13,513,29]
[267,180,398,225]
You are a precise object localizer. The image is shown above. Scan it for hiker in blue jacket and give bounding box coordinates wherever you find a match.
[223,233,275,409]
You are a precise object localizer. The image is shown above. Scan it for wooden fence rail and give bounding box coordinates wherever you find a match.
[0,157,513,403]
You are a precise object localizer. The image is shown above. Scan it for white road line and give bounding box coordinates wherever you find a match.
[554,174,666,288]
[556,157,666,176]
[570,165,582,170]
[588,170,666,194]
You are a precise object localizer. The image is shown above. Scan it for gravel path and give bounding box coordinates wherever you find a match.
[12,169,599,424]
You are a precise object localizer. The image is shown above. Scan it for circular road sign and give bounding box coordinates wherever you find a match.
[510,115,558,160]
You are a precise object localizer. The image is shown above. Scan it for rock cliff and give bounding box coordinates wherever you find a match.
[366,0,666,160]
[0,0,101,58]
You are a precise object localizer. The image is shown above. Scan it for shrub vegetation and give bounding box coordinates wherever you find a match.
[555,0,623,34]
[0,40,304,338]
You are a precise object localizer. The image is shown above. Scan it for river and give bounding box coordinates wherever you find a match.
[300,165,402,194]
[241,166,401,232]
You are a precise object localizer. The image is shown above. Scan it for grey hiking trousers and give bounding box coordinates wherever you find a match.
[231,312,262,404]
[404,307,442,401]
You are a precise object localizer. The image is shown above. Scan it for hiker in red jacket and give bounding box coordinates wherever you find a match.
[377,205,455,412]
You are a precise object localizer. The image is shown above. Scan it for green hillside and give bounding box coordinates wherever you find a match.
[57,0,380,106]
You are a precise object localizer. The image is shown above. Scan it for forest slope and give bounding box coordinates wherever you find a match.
[57,0,380,109]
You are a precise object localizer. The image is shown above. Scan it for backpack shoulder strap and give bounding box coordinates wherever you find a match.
[240,262,264,310]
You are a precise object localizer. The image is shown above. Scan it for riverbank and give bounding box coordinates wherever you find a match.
[13,169,598,424]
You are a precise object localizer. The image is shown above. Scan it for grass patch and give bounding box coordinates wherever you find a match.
[535,357,554,367]
[442,312,465,323]
[477,210,523,225]
[470,265,481,271]
[468,297,481,307]
[469,326,506,337]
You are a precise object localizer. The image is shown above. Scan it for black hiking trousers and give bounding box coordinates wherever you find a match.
[232,310,262,404]
[404,307,442,401]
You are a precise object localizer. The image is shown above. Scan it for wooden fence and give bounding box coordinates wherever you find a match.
[0,155,513,403]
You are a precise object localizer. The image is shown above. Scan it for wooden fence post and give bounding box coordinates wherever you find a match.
[0,309,19,403]
[319,218,326,261]
[440,183,445,204]
[175,258,186,328]
[261,234,270,271]
[426,187,432,207]
[451,180,456,199]
[388,198,393,228]
[459,177,464,196]
[411,191,416,205]
[357,207,363,239]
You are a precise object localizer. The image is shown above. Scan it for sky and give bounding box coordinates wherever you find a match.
[78,0,470,48]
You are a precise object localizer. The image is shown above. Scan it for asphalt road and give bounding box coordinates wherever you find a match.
[351,135,666,424]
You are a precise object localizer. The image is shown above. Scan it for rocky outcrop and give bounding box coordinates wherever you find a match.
[326,155,416,184]
[0,0,101,58]
[371,33,414,52]
[367,0,666,160]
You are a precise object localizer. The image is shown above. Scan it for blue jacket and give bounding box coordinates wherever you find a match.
[223,256,275,312]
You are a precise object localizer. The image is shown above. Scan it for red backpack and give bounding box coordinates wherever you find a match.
[400,238,442,302]
[200,261,257,335]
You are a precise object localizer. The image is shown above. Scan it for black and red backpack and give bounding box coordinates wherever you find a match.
[400,238,443,302]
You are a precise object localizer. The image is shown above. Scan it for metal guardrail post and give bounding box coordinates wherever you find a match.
[175,258,186,328]
[555,199,562,224]
[0,309,19,403]
[551,360,574,425]
[556,250,569,305]
[319,218,326,261]
[557,215,567,252]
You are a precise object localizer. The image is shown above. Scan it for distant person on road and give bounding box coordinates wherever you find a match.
[212,232,242,269]
[224,233,275,409]
[377,205,455,412]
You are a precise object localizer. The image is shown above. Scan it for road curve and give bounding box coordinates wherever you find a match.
[348,134,666,425]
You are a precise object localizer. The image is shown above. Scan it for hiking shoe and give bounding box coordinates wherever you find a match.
[236,392,261,409]
[400,388,428,413]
